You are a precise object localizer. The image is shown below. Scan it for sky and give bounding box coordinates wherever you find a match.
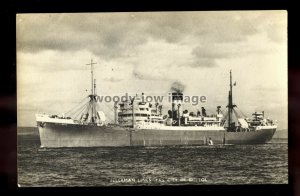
[16,11,287,129]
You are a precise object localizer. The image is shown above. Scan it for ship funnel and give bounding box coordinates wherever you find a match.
[170,92,183,126]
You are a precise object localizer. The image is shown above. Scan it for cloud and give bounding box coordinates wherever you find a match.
[16,12,287,128]
[265,23,287,43]
[17,50,94,72]
[253,11,287,43]
[192,44,229,59]
[140,12,260,44]
[189,36,279,68]
[132,68,170,81]
[104,77,123,83]
[17,13,148,60]
[189,44,239,68]
[251,84,285,93]
[17,11,285,61]
[187,58,218,68]
[132,69,144,80]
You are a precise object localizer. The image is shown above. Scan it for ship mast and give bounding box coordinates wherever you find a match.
[227,70,236,131]
[86,59,97,123]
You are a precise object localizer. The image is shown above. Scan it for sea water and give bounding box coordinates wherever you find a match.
[17,129,288,186]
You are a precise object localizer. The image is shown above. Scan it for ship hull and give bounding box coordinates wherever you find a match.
[38,123,276,147]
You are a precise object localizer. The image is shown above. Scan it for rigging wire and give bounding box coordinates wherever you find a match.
[73,102,90,120]
[79,102,91,121]
[101,103,116,122]
[66,97,86,114]
[69,104,87,118]
[85,102,93,122]
[70,100,90,117]
[69,98,90,117]
[76,102,91,121]
[233,109,240,119]
[65,96,89,116]
[236,107,247,118]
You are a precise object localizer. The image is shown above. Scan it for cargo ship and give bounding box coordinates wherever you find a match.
[36,59,277,147]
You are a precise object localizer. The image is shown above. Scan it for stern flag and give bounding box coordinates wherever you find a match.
[233,82,236,86]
